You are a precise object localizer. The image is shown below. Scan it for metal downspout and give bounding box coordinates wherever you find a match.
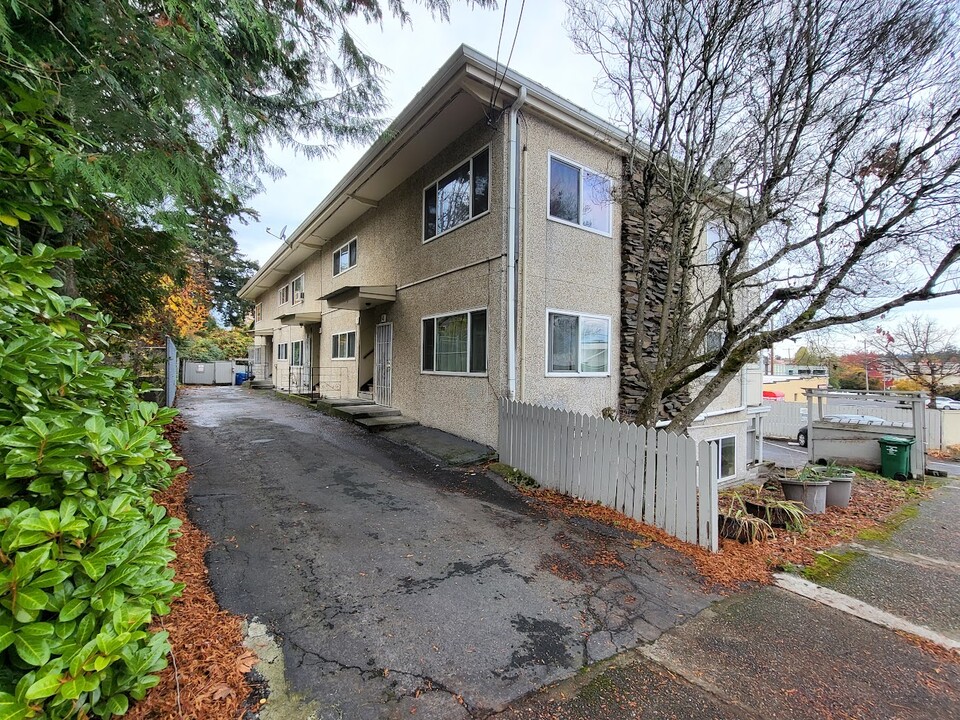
[507,87,527,401]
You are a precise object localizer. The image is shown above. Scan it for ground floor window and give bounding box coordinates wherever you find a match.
[710,436,737,482]
[546,311,610,375]
[277,343,288,361]
[291,340,304,367]
[332,331,356,360]
[421,309,487,374]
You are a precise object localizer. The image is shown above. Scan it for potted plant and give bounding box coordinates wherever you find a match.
[778,468,830,514]
[743,495,807,531]
[809,463,855,507]
[719,502,776,543]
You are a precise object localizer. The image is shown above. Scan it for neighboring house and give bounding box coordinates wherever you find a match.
[239,45,765,483]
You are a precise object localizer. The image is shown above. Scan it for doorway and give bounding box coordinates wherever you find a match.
[374,322,393,407]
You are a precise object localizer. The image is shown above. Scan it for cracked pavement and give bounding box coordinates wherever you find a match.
[178,387,718,719]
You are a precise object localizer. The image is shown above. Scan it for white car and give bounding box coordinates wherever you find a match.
[796,414,896,448]
[929,396,960,410]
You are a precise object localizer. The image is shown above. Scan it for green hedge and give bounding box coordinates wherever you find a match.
[0,244,182,719]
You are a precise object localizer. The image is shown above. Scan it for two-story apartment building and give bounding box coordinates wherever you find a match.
[239,45,765,482]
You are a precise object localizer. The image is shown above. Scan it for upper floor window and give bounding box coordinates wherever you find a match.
[421,309,487,375]
[705,223,726,263]
[548,155,612,236]
[333,238,358,277]
[278,285,290,305]
[423,147,490,242]
[291,275,304,305]
[332,331,356,360]
[547,311,610,376]
[255,303,262,322]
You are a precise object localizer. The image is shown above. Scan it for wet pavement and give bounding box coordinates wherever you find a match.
[499,478,960,720]
[178,387,718,719]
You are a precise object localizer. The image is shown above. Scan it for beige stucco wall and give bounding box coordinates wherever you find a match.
[686,409,751,483]
[515,112,622,417]
[764,376,829,403]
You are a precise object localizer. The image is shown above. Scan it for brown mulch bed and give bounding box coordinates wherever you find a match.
[507,471,930,590]
[128,417,256,720]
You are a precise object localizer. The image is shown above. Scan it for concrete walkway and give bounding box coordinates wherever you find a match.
[498,483,960,720]
[177,387,718,719]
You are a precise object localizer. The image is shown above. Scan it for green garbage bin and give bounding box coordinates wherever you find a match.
[878,435,914,479]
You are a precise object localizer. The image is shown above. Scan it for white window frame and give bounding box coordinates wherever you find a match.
[290,274,305,306]
[333,238,358,277]
[290,340,304,367]
[255,303,262,322]
[277,343,289,361]
[545,309,612,377]
[546,152,614,237]
[420,307,488,377]
[331,331,356,361]
[278,285,290,306]
[422,144,491,244]
[709,436,737,483]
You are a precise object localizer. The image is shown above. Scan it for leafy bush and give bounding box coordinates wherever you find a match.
[0,244,182,719]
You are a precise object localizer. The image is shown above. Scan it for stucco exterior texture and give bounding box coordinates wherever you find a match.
[251,106,757,475]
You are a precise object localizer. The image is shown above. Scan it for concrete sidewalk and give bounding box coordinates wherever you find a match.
[498,483,960,720]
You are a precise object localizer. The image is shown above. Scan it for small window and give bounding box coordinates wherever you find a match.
[290,275,304,305]
[333,238,358,276]
[548,155,612,235]
[290,340,303,367]
[424,147,490,242]
[421,310,487,374]
[255,303,262,322]
[332,331,356,360]
[710,436,737,482]
[547,311,610,376]
[704,329,724,354]
[278,285,290,305]
[277,343,288,361]
[705,223,725,263]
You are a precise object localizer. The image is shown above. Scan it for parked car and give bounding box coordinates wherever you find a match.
[796,414,892,448]
[929,396,960,410]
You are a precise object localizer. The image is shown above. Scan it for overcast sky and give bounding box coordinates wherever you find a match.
[233,0,959,344]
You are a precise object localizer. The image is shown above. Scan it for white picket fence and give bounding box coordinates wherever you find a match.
[762,401,944,449]
[498,400,719,551]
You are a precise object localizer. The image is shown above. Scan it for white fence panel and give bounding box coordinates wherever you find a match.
[498,400,718,551]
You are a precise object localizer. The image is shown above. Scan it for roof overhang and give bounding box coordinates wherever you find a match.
[278,311,324,326]
[238,45,628,300]
[254,327,275,336]
[322,285,397,311]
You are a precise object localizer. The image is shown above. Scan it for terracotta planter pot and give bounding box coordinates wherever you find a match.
[779,478,829,514]
[825,477,853,507]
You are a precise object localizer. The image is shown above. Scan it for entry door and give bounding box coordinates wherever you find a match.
[375,323,393,407]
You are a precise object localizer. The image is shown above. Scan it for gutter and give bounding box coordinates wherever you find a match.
[507,87,527,401]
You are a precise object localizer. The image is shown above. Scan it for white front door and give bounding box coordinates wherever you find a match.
[375,323,393,407]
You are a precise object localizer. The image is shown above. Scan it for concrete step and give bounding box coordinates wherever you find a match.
[250,382,274,389]
[358,390,374,401]
[319,398,375,408]
[355,416,419,432]
[334,405,402,419]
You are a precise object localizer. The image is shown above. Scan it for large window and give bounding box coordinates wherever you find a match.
[423,147,490,241]
[277,343,288,361]
[290,340,303,367]
[291,275,304,305]
[421,309,487,374]
[332,332,356,360]
[548,155,612,235]
[710,436,737,482]
[547,311,610,375]
[333,238,358,276]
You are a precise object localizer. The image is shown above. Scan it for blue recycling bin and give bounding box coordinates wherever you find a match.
[234,372,249,385]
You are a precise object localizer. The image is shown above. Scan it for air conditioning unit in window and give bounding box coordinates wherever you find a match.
[294,291,304,303]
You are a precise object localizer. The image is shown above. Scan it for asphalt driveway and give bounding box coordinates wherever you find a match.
[178,387,717,719]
